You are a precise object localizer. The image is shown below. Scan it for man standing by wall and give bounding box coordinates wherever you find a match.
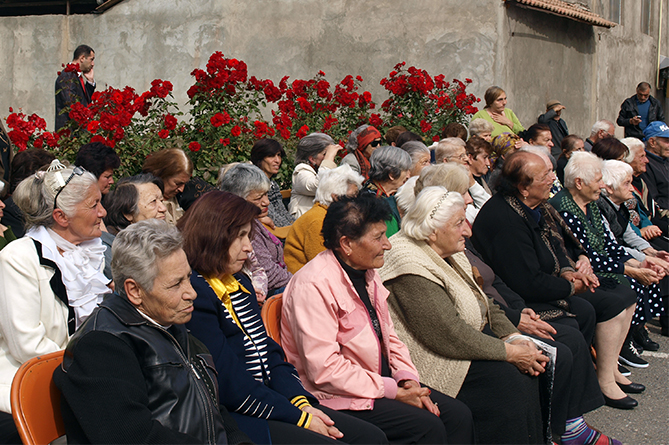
[55,45,96,131]
[538,100,569,158]
[617,82,665,140]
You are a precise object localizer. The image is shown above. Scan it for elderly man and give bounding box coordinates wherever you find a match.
[54,220,250,444]
[640,121,669,211]
[617,82,666,140]
[584,120,615,151]
[55,44,96,131]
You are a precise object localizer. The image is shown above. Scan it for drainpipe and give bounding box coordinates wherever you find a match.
[657,0,664,90]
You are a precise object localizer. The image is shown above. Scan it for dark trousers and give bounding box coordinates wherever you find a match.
[341,388,474,444]
[0,411,20,445]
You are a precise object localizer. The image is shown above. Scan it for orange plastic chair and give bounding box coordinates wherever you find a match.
[261,293,283,346]
[10,350,66,445]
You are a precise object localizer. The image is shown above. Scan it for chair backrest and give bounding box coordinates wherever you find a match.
[11,350,66,445]
[261,293,283,346]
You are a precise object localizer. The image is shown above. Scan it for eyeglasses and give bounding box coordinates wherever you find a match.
[53,166,85,211]
[370,139,382,148]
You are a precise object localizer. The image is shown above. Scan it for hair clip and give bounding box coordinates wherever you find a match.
[430,192,450,219]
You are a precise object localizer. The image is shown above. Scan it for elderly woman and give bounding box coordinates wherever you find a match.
[488,132,525,192]
[176,191,386,445]
[100,174,167,279]
[473,151,638,410]
[341,125,382,179]
[469,118,494,142]
[251,138,295,228]
[75,141,121,195]
[598,160,669,351]
[284,164,363,274]
[281,195,474,444]
[0,160,109,441]
[53,219,249,444]
[401,141,431,177]
[471,86,524,138]
[142,148,193,224]
[557,135,585,184]
[219,163,292,297]
[550,152,662,374]
[289,133,341,218]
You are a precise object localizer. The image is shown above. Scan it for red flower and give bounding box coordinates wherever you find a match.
[87,120,100,133]
[296,97,313,114]
[369,114,383,127]
[231,125,242,137]
[432,135,441,142]
[419,119,432,134]
[220,138,230,146]
[296,125,309,139]
[188,141,201,152]
[210,112,227,127]
[164,114,177,130]
[158,129,169,139]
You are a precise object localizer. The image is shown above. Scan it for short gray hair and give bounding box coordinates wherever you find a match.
[345,125,369,152]
[621,137,645,164]
[295,133,335,165]
[414,163,470,196]
[368,145,412,182]
[315,164,364,207]
[469,118,494,137]
[434,137,466,164]
[402,186,465,241]
[590,120,614,137]
[217,163,270,198]
[112,219,184,297]
[395,176,418,215]
[519,145,555,169]
[401,141,430,169]
[601,159,633,192]
[564,151,603,189]
[13,160,98,230]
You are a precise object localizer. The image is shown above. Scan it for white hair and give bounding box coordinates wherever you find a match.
[401,186,465,241]
[395,176,418,215]
[401,141,430,169]
[519,145,555,169]
[621,137,645,164]
[314,164,364,207]
[434,137,466,164]
[414,163,470,196]
[469,118,494,137]
[590,120,613,137]
[601,160,633,192]
[564,151,603,189]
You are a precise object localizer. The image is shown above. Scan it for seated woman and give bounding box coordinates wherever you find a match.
[289,133,341,218]
[341,125,381,179]
[401,141,431,178]
[218,163,292,297]
[284,164,363,274]
[0,160,109,441]
[177,191,387,445]
[381,186,615,445]
[551,152,662,373]
[557,135,585,184]
[142,148,193,224]
[53,220,249,444]
[281,194,475,445]
[251,138,295,228]
[75,141,121,195]
[473,151,638,410]
[100,173,167,279]
[598,159,669,351]
[469,118,494,142]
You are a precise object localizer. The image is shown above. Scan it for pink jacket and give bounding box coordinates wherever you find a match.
[281,249,419,411]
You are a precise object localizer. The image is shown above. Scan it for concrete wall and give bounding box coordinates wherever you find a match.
[0,0,666,138]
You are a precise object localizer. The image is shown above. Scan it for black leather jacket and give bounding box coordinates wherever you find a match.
[617,94,665,139]
[56,293,231,444]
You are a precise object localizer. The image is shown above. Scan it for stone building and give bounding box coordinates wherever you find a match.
[0,0,667,138]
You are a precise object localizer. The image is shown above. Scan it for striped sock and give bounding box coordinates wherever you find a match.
[561,417,621,445]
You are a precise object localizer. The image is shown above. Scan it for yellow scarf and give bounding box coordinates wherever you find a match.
[205,274,250,329]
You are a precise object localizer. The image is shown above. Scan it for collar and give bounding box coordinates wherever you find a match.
[645,149,667,162]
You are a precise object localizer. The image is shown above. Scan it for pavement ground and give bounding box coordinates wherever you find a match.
[583,319,668,445]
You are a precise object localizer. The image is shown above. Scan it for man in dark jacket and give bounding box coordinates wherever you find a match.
[54,220,250,444]
[617,82,666,140]
[54,44,96,131]
[538,100,569,157]
[641,121,669,210]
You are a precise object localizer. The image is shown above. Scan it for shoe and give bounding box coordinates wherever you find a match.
[618,363,631,376]
[633,325,660,351]
[603,394,638,409]
[619,340,649,368]
[617,381,646,394]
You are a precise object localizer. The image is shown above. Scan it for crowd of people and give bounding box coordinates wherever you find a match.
[0,79,667,445]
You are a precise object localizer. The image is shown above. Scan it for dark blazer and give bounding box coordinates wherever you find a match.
[538,109,569,157]
[55,71,95,131]
[187,272,313,443]
[471,193,575,303]
[616,94,665,140]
